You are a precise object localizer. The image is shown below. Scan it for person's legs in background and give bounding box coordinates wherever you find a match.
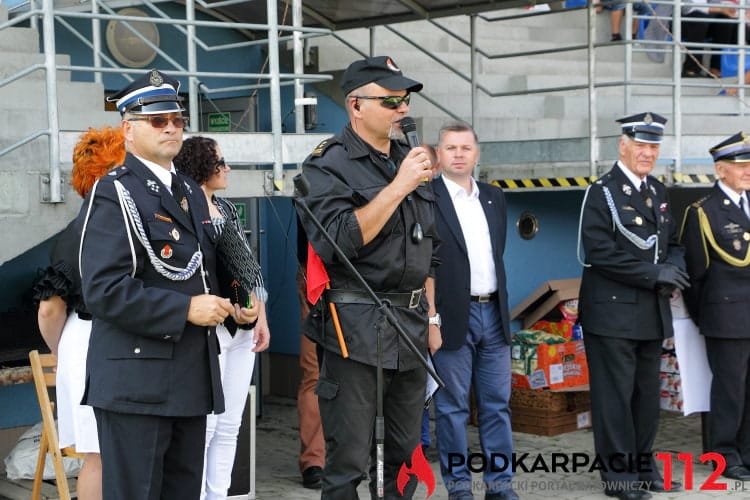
[421,406,431,450]
[298,334,325,489]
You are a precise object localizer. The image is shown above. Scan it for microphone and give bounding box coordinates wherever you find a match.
[400,117,420,149]
[400,117,429,182]
[293,173,310,198]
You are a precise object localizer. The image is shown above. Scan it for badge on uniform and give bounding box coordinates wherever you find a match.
[146,179,160,193]
[634,216,643,226]
[622,184,633,196]
[724,199,731,206]
[659,203,668,213]
[744,232,750,241]
[179,198,189,213]
[170,228,181,241]
[734,240,742,251]
[161,245,173,259]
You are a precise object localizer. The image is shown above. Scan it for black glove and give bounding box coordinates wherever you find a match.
[656,265,690,291]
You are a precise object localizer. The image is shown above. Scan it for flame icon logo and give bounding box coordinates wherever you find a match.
[397,445,435,498]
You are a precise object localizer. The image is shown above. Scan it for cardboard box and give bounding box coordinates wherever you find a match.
[536,340,589,390]
[511,279,581,329]
[510,387,592,436]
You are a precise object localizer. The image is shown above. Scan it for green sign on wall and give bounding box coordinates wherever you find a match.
[207,112,231,132]
[235,202,247,227]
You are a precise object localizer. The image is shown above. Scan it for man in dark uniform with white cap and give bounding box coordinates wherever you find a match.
[79,69,257,500]
[296,56,439,499]
[681,132,750,482]
[578,112,688,500]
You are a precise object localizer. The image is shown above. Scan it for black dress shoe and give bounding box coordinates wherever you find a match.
[645,478,681,492]
[723,464,750,481]
[604,489,652,500]
[302,465,323,489]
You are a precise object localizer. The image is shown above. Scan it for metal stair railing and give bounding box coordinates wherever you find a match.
[0,0,332,203]
[318,0,750,182]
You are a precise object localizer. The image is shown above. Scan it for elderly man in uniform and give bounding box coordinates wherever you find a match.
[578,112,688,500]
[79,69,257,500]
[296,55,439,499]
[681,132,750,482]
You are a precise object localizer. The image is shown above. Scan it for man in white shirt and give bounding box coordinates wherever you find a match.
[429,121,516,500]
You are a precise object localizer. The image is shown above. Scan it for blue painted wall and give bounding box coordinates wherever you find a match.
[504,190,585,332]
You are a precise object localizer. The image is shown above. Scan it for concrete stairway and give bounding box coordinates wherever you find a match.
[305,6,748,178]
[0,3,120,264]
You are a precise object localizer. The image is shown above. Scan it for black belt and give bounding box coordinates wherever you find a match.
[470,291,497,303]
[324,288,424,309]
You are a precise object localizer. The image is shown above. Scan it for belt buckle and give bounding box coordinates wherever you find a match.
[477,294,490,303]
[408,289,422,309]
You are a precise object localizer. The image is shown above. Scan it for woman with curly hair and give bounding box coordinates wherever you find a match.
[174,136,270,500]
[34,126,125,500]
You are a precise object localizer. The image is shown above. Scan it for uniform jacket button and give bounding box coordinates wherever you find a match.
[612,296,617,300]
[134,347,141,354]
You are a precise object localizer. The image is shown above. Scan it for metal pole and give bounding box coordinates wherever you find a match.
[672,0,682,177]
[370,26,376,56]
[738,0,746,115]
[186,0,199,130]
[588,0,598,177]
[30,0,37,32]
[470,14,479,179]
[624,2,632,112]
[267,0,284,192]
[293,0,305,135]
[92,0,101,84]
[43,0,62,203]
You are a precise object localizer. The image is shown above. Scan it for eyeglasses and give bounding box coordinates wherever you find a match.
[127,115,190,129]
[215,158,229,170]
[352,94,410,109]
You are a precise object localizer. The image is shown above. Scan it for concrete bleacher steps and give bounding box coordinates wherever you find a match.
[304,6,744,179]
[0,11,120,264]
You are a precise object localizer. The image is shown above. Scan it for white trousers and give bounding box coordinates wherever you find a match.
[201,324,256,500]
[56,313,99,453]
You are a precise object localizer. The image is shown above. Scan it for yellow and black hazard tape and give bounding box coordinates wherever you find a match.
[671,173,717,184]
[490,173,717,189]
[491,177,597,189]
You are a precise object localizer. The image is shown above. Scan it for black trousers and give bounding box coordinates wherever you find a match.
[705,337,750,467]
[94,408,206,500]
[315,347,426,500]
[584,332,663,488]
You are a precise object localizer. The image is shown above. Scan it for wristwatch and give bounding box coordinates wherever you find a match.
[428,313,441,327]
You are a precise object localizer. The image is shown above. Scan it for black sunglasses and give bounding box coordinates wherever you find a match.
[352,94,410,109]
[128,115,189,129]
[215,158,228,170]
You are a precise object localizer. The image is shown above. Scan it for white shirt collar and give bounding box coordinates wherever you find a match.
[617,161,648,191]
[717,180,745,206]
[442,175,479,200]
[134,154,176,192]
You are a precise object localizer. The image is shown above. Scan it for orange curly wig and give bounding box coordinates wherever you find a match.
[71,126,126,198]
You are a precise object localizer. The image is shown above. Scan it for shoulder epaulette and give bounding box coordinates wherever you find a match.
[310,137,340,157]
[106,165,129,178]
[595,172,612,185]
[691,195,710,208]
